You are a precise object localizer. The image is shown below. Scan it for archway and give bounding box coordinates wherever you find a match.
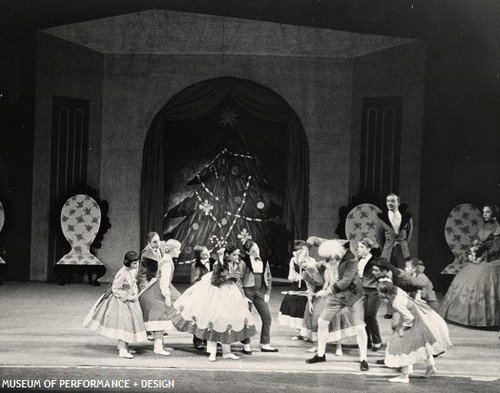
[140,77,309,275]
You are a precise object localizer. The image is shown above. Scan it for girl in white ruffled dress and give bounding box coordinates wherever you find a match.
[171,243,257,361]
[84,251,147,358]
[378,280,452,383]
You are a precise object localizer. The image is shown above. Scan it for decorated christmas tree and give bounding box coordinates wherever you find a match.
[164,133,290,273]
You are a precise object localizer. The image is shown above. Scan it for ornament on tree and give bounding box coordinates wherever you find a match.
[199,199,214,215]
[237,229,252,244]
[220,107,238,127]
[257,201,265,209]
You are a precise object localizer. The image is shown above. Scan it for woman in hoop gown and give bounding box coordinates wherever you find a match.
[440,204,500,327]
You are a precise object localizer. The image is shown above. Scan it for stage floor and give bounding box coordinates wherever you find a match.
[0,282,499,391]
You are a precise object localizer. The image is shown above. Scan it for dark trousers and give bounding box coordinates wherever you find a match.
[193,335,206,347]
[390,243,405,269]
[242,286,272,345]
[364,291,382,346]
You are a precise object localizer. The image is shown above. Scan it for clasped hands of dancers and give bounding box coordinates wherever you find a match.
[278,234,450,383]
[84,231,451,383]
[84,236,277,363]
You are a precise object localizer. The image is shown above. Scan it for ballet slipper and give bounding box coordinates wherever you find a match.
[388,375,409,383]
[119,350,133,359]
[306,345,318,353]
[222,353,240,360]
[154,340,170,356]
[153,348,171,356]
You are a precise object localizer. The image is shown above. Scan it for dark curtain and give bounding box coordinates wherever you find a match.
[140,77,309,247]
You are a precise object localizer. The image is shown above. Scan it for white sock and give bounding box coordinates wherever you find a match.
[316,319,329,356]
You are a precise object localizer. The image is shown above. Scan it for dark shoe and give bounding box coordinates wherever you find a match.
[306,354,326,364]
[360,360,369,371]
[384,314,393,319]
[194,345,205,351]
[241,349,253,355]
[372,343,382,352]
[376,359,385,365]
[261,347,279,353]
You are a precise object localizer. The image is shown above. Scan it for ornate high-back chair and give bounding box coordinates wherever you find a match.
[441,203,482,275]
[345,203,382,254]
[55,194,106,285]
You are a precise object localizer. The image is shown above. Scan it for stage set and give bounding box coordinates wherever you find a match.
[28,9,425,283]
[1,5,499,393]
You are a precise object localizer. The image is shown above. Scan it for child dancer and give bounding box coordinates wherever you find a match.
[404,258,439,311]
[357,238,383,351]
[278,240,311,340]
[299,243,356,357]
[84,251,147,358]
[139,239,182,356]
[378,280,451,383]
[171,243,257,361]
